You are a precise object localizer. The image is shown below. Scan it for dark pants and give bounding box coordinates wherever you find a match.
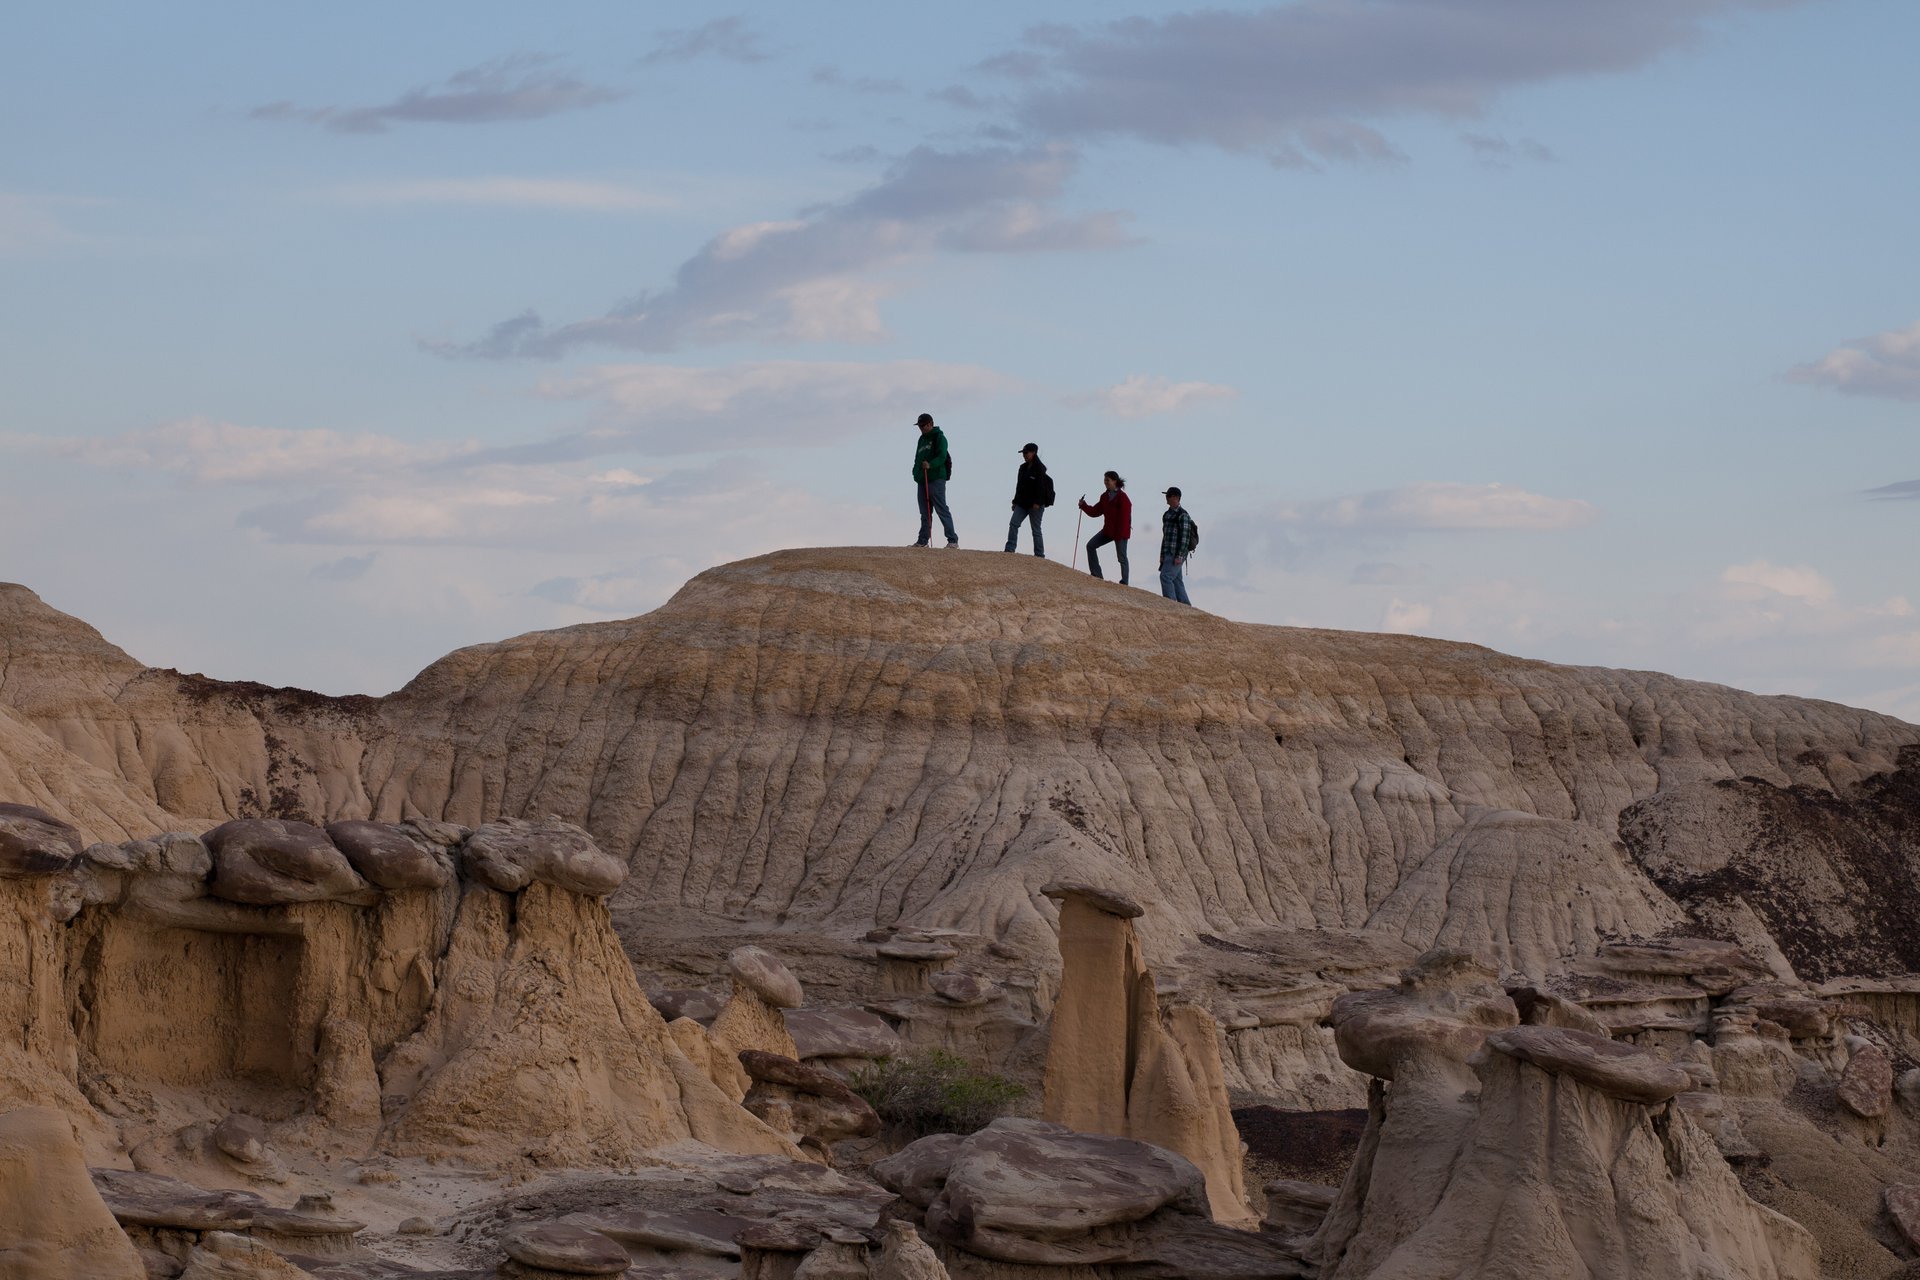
[1086,532,1128,584]
[1005,506,1044,556]
[917,478,957,545]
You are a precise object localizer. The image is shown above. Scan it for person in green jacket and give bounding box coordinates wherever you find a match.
[911,412,959,548]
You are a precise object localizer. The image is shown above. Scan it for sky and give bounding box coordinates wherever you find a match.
[4,0,1919,716]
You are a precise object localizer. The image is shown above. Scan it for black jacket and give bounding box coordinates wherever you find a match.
[1012,458,1049,507]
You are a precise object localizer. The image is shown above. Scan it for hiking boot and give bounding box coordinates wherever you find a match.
[945,540,960,549]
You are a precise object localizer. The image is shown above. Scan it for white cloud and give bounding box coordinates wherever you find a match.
[1382,599,1432,633]
[328,177,678,212]
[1067,374,1237,418]
[441,143,1134,357]
[1720,560,1836,606]
[251,55,624,135]
[1277,482,1598,533]
[1785,320,1920,401]
[28,418,468,484]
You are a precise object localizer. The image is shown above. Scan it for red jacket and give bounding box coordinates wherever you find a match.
[1077,489,1132,539]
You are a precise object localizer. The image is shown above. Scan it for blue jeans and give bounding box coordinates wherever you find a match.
[917,479,957,545]
[1159,557,1190,605]
[1005,506,1044,556]
[1087,532,1128,584]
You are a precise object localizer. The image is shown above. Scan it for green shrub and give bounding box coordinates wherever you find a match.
[850,1050,1029,1137]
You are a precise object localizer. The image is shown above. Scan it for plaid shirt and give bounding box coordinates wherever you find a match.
[1160,506,1197,561]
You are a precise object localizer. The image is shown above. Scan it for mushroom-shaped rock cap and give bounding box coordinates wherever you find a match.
[729,945,804,1008]
[1330,948,1517,1082]
[1483,1026,1694,1105]
[203,819,370,905]
[1039,880,1144,919]
[90,1168,266,1230]
[325,820,452,890]
[784,1006,901,1061]
[871,1132,967,1209]
[462,818,626,897]
[0,801,83,876]
[502,1222,632,1275]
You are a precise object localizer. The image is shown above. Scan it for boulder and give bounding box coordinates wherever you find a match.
[740,1050,881,1160]
[1837,1042,1894,1118]
[785,1007,901,1062]
[1888,1185,1920,1253]
[1483,1026,1694,1105]
[203,819,371,905]
[462,818,626,897]
[0,802,82,876]
[878,1117,1210,1265]
[927,972,993,1006]
[731,946,805,1009]
[0,1107,145,1280]
[502,1222,631,1275]
[324,820,451,890]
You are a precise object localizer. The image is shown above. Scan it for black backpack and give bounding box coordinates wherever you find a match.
[1039,471,1056,507]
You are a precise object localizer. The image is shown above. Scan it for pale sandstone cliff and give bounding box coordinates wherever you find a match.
[4,549,1918,992]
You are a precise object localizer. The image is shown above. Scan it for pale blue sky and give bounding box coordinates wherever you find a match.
[4,1,1918,715]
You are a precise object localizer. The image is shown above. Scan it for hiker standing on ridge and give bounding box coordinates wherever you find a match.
[912,413,958,548]
[1159,486,1199,605]
[1005,442,1052,557]
[1078,471,1132,585]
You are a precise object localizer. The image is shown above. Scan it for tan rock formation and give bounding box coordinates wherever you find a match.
[0,1106,144,1280]
[704,947,805,1102]
[1039,882,1254,1226]
[6,552,1918,989]
[1315,949,1819,1279]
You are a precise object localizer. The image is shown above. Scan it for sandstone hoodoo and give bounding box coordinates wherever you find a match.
[1,548,1918,1276]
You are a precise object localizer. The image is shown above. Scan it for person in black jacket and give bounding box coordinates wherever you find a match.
[1004,442,1048,557]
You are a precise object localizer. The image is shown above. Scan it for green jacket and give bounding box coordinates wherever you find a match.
[912,427,951,483]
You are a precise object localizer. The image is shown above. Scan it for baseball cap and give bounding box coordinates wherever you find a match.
[1019,442,1038,454]
[915,413,935,427]
[1163,486,1182,498]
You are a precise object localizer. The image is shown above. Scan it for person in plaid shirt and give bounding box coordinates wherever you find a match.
[1159,486,1198,605]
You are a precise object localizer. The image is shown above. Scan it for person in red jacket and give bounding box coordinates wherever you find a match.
[1078,471,1133,585]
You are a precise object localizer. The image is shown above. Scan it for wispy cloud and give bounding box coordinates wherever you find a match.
[1785,320,1920,401]
[437,144,1133,358]
[537,359,1019,455]
[639,17,770,67]
[250,55,624,134]
[29,418,469,483]
[310,552,377,582]
[811,66,906,95]
[1460,132,1556,166]
[1065,374,1237,418]
[1276,482,1599,533]
[0,193,102,255]
[326,177,677,212]
[989,1,1801,165]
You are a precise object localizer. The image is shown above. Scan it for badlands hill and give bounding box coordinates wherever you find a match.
[4,548,1918,987]
[4,548,1920,1278]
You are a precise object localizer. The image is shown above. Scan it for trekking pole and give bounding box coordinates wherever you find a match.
[1072,502,1085,570]
[921,463,930,541]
